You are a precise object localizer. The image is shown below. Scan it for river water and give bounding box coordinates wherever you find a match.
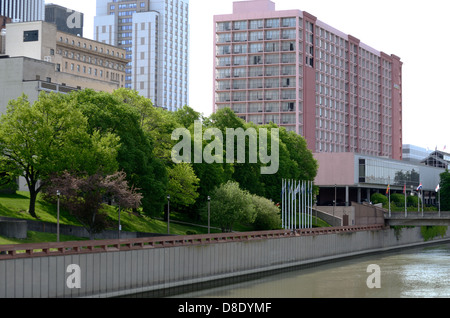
[172,242,450,298]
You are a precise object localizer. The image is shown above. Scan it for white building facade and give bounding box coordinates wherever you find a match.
[94,0,189,111]
[0,0,44,22]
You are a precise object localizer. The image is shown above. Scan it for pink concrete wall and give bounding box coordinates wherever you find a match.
[314,153,356,186]
[233,0,276,13]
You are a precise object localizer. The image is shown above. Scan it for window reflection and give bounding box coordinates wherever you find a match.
[359,158,420,187]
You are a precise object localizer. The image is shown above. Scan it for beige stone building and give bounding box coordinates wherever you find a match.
[0,20,128,112]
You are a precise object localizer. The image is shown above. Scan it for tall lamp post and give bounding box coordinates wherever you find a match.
[167,195,170,235]
[56,190,60,243]
[207,196,211,234]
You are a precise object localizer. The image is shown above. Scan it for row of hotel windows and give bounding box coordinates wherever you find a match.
[216,65,298,78]
[216,77,298,90]
[227,102,298,114]
[217,18,298,32]
[217,42,296,55]
[217,29,297,43]
[216,90,298,103]
[217,53,297,66]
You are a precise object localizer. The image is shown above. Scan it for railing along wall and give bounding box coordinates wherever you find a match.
[0,225,385,260]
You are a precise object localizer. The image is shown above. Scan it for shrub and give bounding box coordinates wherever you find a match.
[390,193,405,206]
[371,193,388,206]
[251,195,281,231]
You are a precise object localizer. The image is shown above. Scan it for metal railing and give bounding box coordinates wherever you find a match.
[0,224,385,260]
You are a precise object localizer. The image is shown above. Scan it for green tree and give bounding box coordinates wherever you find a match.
[0,93,119,218]
[173,105,202,129]
[205,181,256,232]
[167,163,200,208]
[71,89,168,217]
[207,109,265,196]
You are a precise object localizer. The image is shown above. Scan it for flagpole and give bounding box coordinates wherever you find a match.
[387,184,391,218]
[282,179,285,229]
[294,180,297,230]
[404,183,407,218]
[302,181,305,229]
[288,179,291,230]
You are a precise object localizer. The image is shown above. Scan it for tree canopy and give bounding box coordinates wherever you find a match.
[0,88,318,232]
[0,92,119,218]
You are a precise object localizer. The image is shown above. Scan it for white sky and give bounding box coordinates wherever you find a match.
[45,0,449,151]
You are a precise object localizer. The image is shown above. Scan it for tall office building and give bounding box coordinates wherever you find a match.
[214,0,403,160]
[94,0,189,111]
[0,0,44,22]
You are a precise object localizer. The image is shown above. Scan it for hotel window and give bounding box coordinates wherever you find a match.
[233,21,247,31]
[249,31,264,41]
[265,42,279,52]
[233,32,247,42]
[249,43,263,53]
[233,44,247,54]
[281,17,296,28]
[233,56,246,66]
[249,103,263,113]
[265,18,279,28]
[248,115,263,125]
[249,20,263,30]
[265,114,279,125]
[265,30,279,40]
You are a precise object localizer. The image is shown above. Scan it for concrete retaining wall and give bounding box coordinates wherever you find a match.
[0,220,27,239]
[0,216,166,240]
[1,227,449,298]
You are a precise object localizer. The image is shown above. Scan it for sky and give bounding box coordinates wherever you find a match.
[45,0,449,151]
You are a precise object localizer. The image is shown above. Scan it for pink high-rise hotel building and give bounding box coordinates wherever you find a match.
[213,0,403,160]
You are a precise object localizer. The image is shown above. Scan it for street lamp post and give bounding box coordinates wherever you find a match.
[118,206,121,239]
[333,184,336,217]
[167,195,170,235]
[207,196,211,234]
[56,190,60,243]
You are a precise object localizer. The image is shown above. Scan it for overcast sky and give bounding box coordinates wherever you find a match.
[46,0,449,151]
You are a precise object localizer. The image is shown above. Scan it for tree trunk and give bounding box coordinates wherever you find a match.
[28,188,38,219]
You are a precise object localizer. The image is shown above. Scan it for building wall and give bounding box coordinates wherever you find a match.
[314,152,357,186]
[45,4,84,37]
[3,21,127,90]
[5,20,55,60]
[0,56,121,114]
[213,0,403,160]
[55,30,127,88]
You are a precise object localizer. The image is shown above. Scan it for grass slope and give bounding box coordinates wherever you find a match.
[0,192,217,244]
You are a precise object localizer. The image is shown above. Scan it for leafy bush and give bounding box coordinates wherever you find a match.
[390,193,405,207]
[204,181,256,233]
[407,195,419,207]
[251,195,281,231]
[371,193,388,206]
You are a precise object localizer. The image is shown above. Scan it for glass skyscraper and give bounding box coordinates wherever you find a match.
[0,0,44,22]
[94,0,189,111]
